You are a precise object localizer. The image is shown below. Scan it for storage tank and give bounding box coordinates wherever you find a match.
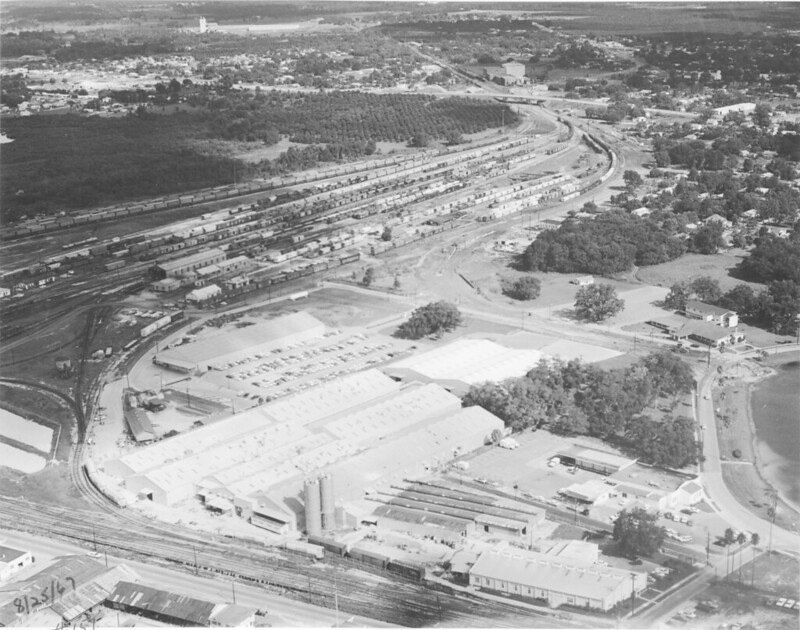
[304,478,322,537]
[320,473,335,531]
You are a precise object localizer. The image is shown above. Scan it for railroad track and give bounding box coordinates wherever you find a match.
[0,496,572,627]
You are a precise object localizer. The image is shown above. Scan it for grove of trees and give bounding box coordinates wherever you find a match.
[395,301,463,339]
[522,211,686,276]
[462,351,700,468]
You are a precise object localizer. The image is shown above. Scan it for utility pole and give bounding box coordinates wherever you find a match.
[231,580,236,604]
[92,526,97,552]
[767,492,777,554]
[630,573,636,616]
[193,545,198,575]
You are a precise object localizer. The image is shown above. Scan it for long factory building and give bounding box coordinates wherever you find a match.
[103,368,503,534]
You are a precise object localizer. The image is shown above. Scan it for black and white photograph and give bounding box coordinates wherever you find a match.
[0,1,798,628]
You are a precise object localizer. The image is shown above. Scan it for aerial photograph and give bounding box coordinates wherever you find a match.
[0,1,798,628]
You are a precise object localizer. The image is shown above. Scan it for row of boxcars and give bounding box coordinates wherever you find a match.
[2,130,533,241]
[302,534,426,582]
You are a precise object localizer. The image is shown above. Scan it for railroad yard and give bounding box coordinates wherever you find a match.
[1,35,798,630]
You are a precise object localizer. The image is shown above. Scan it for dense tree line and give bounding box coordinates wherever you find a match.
[0,114,243,222]
[521,211,686,275]
[462,351,699,468]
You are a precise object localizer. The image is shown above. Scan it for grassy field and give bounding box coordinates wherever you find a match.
[636,250,762,292]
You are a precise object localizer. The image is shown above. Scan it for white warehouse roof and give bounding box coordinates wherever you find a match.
[386,339,543,385]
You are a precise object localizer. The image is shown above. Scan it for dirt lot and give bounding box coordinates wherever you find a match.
[684,553,800,630]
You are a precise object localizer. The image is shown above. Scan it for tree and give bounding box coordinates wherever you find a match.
[393,276,401,290]
[501,276,541,301]
[381,226,393,241]
[753,102,772,129]
[692,222,725,254]
[623,169,643,193]
[664,282,690,311]
[395,301,462,339]
[362,267,375,287]
[642,351,695,400]
[410,132,431,148]
[613,507,666,557]
[574,284,625,322]
[691,276,723,304]
[625,416,699,468]
[763,280,800,335]
[582,201,598,214]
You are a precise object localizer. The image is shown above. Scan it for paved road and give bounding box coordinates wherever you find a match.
[0,529,385,627]
[696,365,800,554]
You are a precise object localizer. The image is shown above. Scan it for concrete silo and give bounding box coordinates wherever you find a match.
[319,473,336,531]
[303,477,322,536]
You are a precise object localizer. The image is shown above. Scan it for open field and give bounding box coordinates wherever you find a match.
[635,250,761,292]
[0,384,72,461]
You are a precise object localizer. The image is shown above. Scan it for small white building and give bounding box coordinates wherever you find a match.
[0,546,33,582]
[186,284,221,304]
[570,276,595,286]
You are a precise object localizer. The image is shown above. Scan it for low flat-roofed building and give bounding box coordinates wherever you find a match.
[470,547,647,611]
[545,540,599,565]
[210,603,256,627]
[106,581,222,627]
[152,277,182,292]
[558,447,636,476]
[384,339,543,390]
[186,284,222,304]
[155,248,226,278]
[0,545,33,582]
[609,463,701,511]
[154,311,325,373]
[670,320,736,347]
[560,479,612,505]
[372,504,474,544]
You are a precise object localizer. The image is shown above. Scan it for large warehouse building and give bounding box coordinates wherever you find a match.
[469,547,647,611]
[103,369,503,533]
[384,339,544,394]
[152,311,325,373]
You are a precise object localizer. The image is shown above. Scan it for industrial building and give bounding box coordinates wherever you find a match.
[106,581,255,627]
[0,545,33,582]
[384,339,544,394]
[153,248,226,279]
[557,447,636,476]
[369,480,545,544]
[469,547,647,611]
[103,367,505,534]
[123,408,154,443]
[186,284,222,304]
[152,311,325,373]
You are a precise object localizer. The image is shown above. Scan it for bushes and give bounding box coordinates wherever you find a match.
[501,276,541,300]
